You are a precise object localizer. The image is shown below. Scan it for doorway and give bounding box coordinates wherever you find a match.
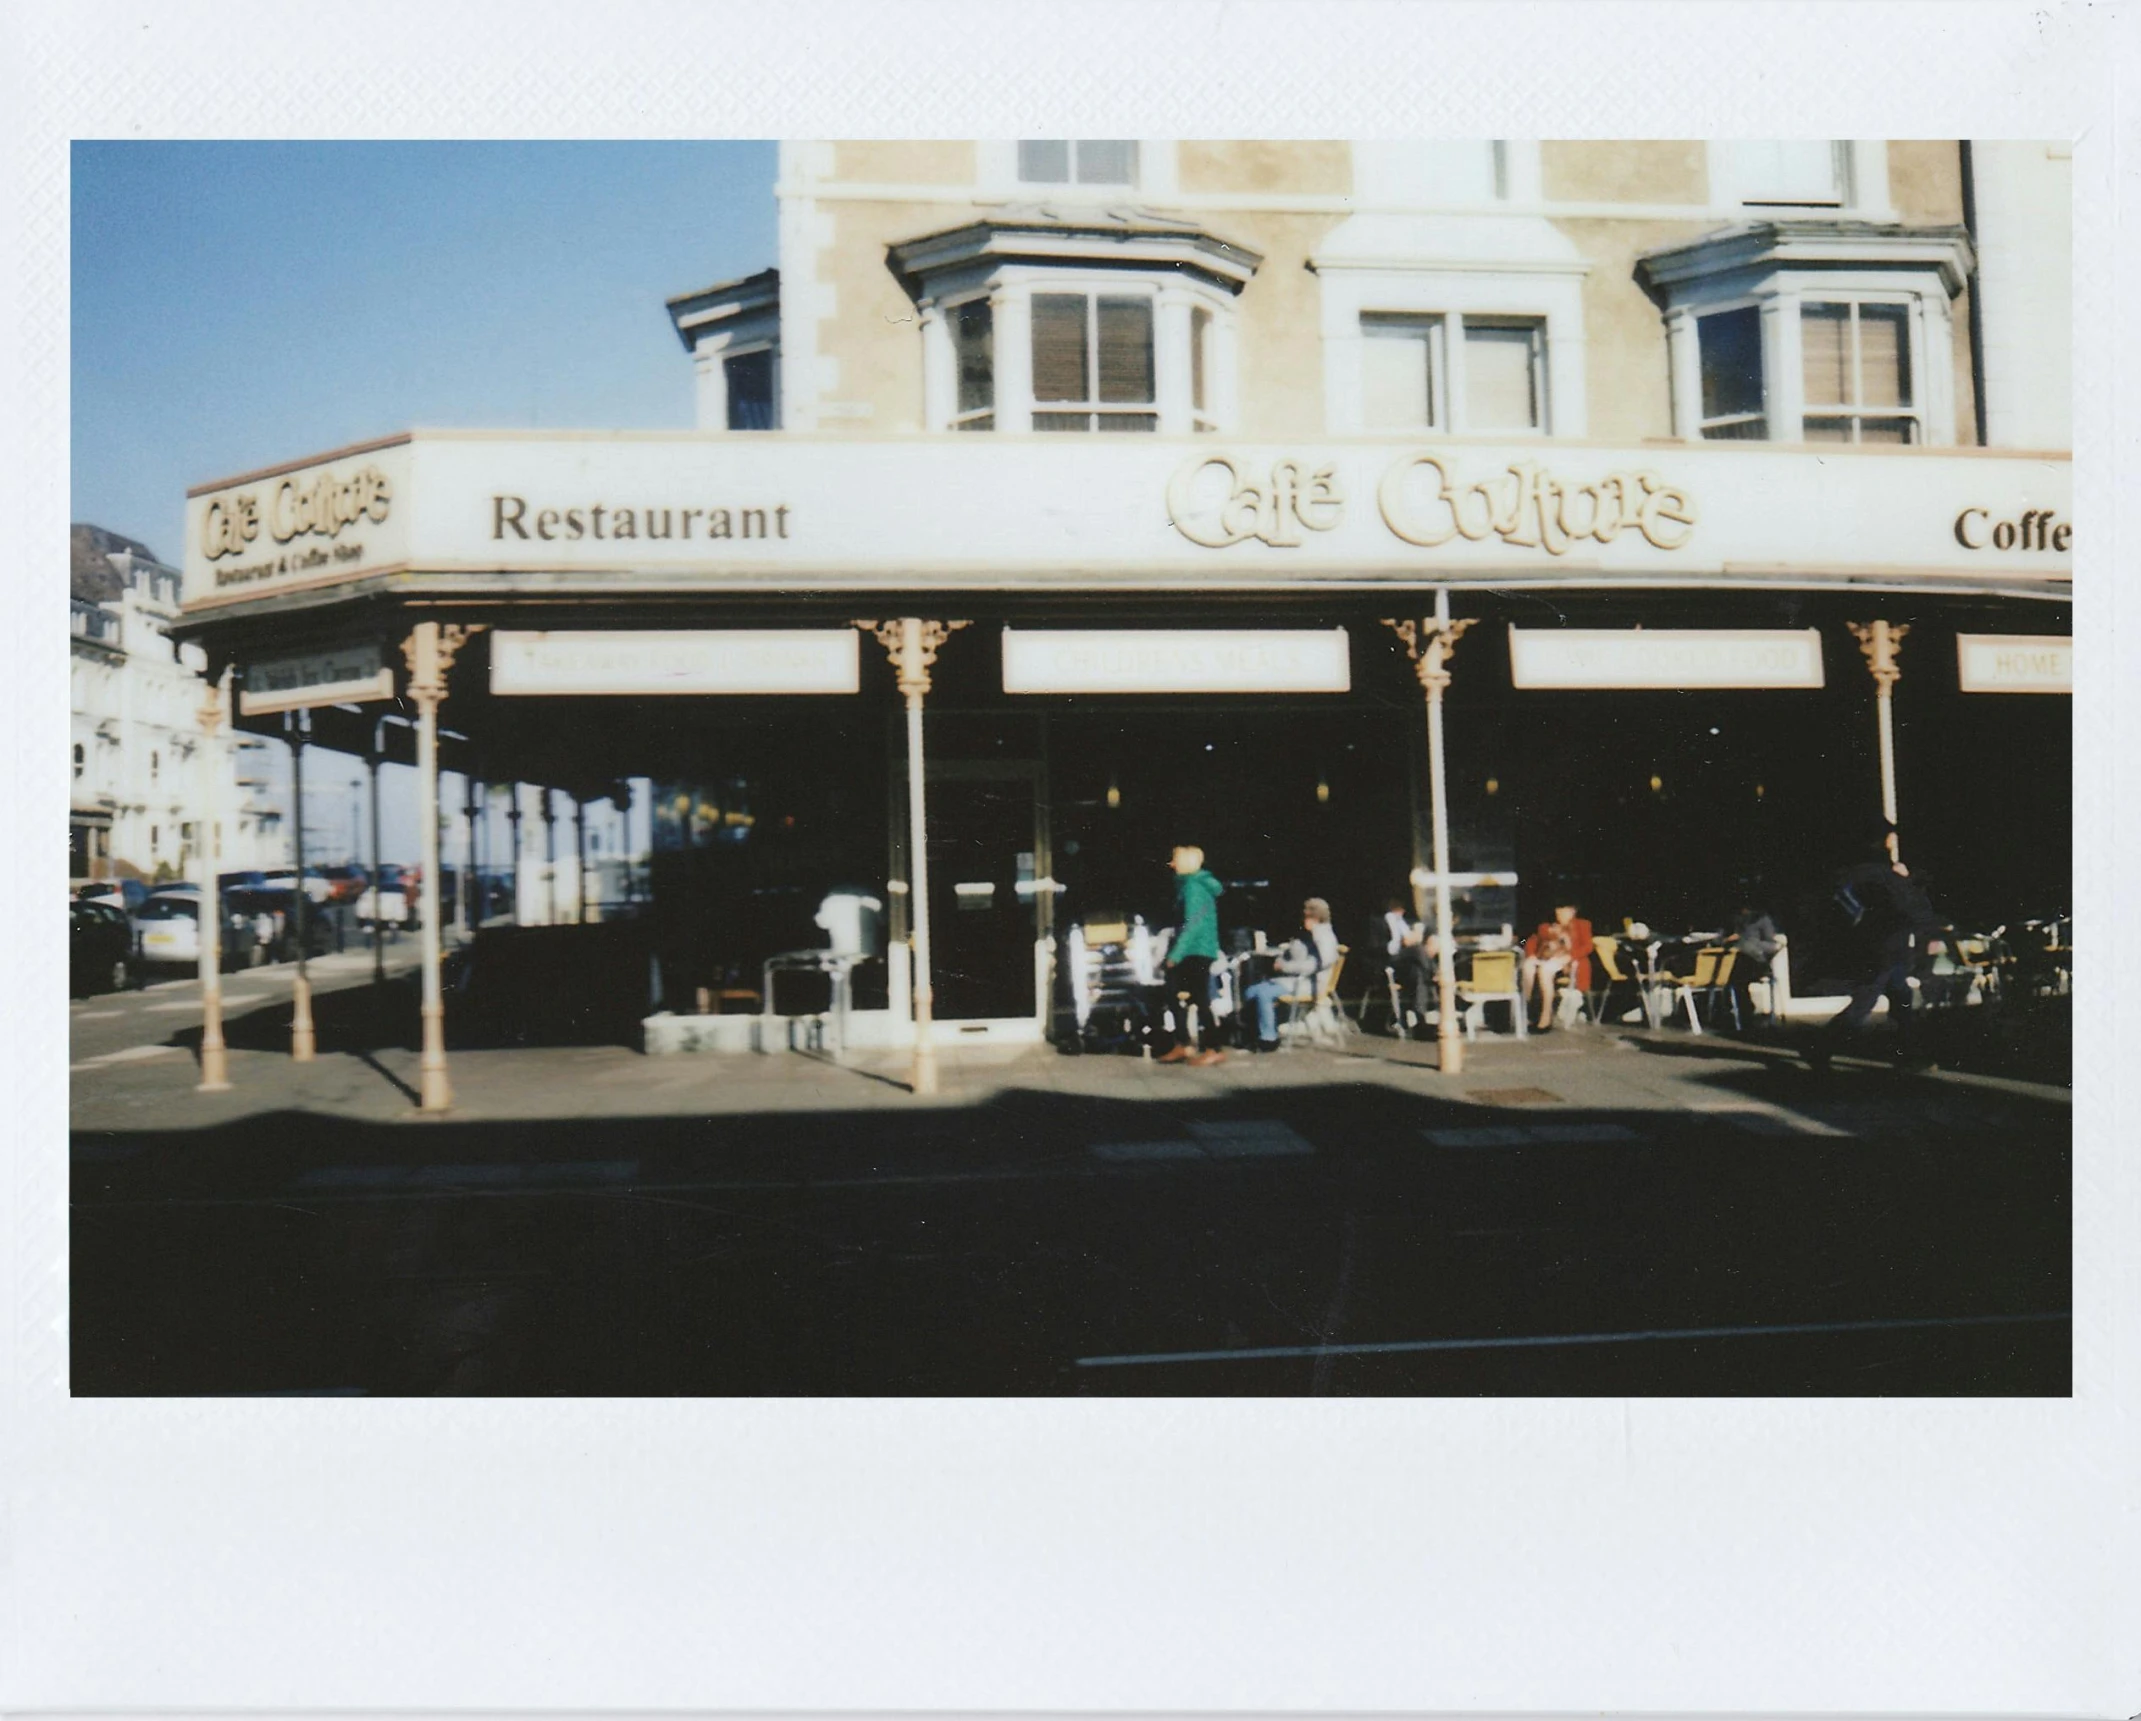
[926,763,1044,1020]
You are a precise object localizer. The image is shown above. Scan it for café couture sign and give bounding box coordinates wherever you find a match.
[182,431,2068,611]
[1166,452,1698,555]
[197,457,400,591]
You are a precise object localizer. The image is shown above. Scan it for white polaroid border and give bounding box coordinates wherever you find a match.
[6,1,2134,1715]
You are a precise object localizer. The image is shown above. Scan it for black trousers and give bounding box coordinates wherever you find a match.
[1147,956,1214,1054]
[1389,946,1433,1018]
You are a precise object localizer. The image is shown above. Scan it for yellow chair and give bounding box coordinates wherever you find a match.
[1457,948,1528,1040]
[1656,947,1736,1032]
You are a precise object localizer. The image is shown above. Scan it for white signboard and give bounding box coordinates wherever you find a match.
[1508,627,1826,690]
[1957,633,2072,693]
[238,641,394,715]
[1001,628,1351,694]
[490,629,860,695]
[181,431,2072,610]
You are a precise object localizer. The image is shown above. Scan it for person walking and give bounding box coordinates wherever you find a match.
[1152,845,1226,1066]
[1806,824,1949,1073]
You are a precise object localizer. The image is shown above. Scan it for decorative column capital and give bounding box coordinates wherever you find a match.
[856,617,970,698]
[1382,614,1476,694]
[403,621,486,704]
[1848,619,1909,689]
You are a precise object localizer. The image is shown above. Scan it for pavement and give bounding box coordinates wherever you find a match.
[68,974,2073,1397]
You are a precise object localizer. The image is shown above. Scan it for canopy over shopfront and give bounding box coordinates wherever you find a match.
[173,430,2072,1101]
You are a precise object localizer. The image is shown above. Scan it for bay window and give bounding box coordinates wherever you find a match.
[1639,220,1970,446]
[891,212,1258,434]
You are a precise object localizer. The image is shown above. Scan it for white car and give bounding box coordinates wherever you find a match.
[261,868,334,905]
[356,866,416,929]
[131,892,253,972]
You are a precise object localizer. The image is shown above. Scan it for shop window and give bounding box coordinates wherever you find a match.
[1801,301,1916,443]
[723,349,775,430]
[1018,140,1138,187]
[1357,311,1547,433]
[1697,306,1768,440]
[1031,292,1156,432]
[950,298,994,431]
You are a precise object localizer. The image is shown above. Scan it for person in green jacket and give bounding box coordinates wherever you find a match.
[1155,845,1226,1065]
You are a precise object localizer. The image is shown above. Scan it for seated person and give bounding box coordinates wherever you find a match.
[1382,894,1434,1029]
[1520,901,1595,1031]
[1244,898,1342,1050]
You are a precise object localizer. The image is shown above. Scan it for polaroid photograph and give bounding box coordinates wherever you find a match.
[12,0,2136,1714]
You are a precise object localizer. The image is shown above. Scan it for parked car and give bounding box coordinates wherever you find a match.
[131,891,255,973]
[76,879,150,914]
[261,867,335,905]
[357,863,416,930]
[70,898,137,994]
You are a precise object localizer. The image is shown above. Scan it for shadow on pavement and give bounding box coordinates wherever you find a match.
[71,1071,2072,1399]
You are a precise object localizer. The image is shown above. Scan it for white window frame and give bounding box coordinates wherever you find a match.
[1664,269,1954,446]
[919,265,1238,434]
[1350,141,1543,208]
[1707,141,1892,216]
[1321,263,1584,436]
[1797,296,1924,445]
[976,141,1178,200]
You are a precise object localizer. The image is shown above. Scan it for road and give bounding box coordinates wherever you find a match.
[70,1015,2071,1396]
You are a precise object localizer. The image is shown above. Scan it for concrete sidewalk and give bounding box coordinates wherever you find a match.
[69,1001,2070,1138]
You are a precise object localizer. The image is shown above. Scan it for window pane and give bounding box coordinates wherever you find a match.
[1699,307,1765,422]
[1857,418,1916,446]
[1190,306,1210,415]
[1033,411,1092,433]
[1727,140,1841,204]
[1361,317,1435,430]
[1095,412,1158,432]
[1801,304,1852,406]
[953,299,994,415]
[1018,140,1070,183]
[1074,140,1138,184]
[724,348,775,430]
[1857,304,1910,407]
[1031,294,1089,403]
[1465,322,1540,430]
[1701,419,1768,442]
[1803,416,1854,443]
[955,415,994,432]
[1096,296,1154,403]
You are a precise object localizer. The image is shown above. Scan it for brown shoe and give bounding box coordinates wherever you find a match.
[1155,1044,1193,1064]
[1189,1047,1227,1067]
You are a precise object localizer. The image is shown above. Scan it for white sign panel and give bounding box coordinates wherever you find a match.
[1957,633,2072,693]
[1001,628,1351,694]
[182,431,2072,609]
[237,641,394,715]
[490,629,860,696]
[1508,627,1826,689]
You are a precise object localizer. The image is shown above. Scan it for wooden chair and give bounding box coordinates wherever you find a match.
[1586,934,1654,1028]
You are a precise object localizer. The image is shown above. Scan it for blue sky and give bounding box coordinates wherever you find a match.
[72,141,777,862]
[73,140,778,564]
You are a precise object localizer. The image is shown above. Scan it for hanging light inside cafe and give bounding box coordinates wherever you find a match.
[1315,773,1331,804]
[1484,776,1500,796]
[1648,774,1664,794]
[1106,775,1121,809]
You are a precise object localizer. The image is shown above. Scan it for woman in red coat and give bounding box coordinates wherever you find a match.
[1521,902,1595,1031]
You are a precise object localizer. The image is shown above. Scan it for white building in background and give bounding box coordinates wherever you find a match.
[69,525,283,885]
